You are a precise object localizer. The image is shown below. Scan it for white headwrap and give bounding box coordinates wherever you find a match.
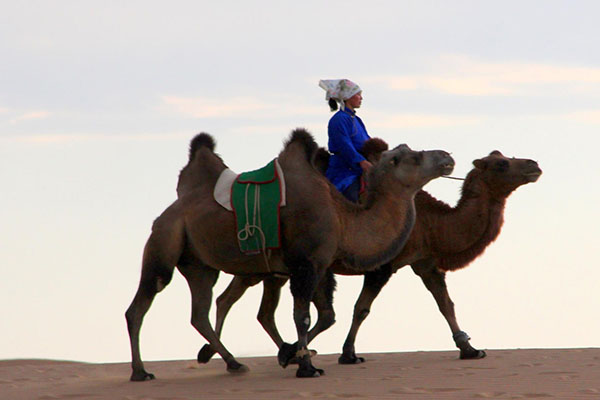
[318,79,361,110]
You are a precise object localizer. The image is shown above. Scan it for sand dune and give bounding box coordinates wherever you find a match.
[2,348,599,399]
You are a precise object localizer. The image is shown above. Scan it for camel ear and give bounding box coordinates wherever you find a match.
[489,150,503,156]
[473,158,487,169]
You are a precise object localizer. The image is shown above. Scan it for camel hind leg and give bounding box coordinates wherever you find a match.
[125,225,182,381]
[178,263,249,373]
[197,275,264,364]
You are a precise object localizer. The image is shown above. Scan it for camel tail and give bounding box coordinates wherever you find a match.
[189,133,216,161]
[284,128,319,164]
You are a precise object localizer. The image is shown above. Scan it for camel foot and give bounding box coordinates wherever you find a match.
[296,364,324,378]
[130,370,155,381]
[226,360,249,373]
[338,352,365,364]
[197,344,217,364]
[460,348,487,360]
[453,330,486,360]
[278,342,297,368]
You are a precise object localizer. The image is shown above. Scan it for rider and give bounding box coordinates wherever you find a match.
[319,79,372,202]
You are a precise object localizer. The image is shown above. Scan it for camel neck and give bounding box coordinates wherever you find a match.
[429,187,508,271]
[339,191,417,271]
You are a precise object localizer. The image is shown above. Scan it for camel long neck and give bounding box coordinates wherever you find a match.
[424,181,507,271]
[340,192,417,271]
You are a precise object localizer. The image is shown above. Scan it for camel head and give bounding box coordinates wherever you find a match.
[368,144,455,197]
[472,150,542,196]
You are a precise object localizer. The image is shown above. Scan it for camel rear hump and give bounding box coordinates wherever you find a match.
[177,133,228,197]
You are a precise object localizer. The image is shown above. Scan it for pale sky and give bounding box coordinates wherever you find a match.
[1,1,599,364]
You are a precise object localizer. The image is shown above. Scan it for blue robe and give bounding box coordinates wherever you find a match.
[325,108,371,193]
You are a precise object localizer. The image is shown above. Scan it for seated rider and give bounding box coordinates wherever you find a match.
[319,79,373,202]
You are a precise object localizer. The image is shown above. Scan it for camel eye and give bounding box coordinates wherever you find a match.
[494,160,509,172]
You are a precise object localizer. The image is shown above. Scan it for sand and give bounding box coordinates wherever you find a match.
[1,348,599,399]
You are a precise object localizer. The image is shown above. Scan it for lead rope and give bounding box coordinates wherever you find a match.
[441,175,466,181]
[237,183,271,271]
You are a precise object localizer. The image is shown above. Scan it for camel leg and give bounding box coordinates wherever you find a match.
[197,275,263,364]
[411,261,486,359]
[125,273,166,381]
[257,276,288,348]
[306,270,337,344]
[282,271,336,364]
[178,263,250,373]
[338,263,393,365]
[125,224,182,381]
[280,251,324,378]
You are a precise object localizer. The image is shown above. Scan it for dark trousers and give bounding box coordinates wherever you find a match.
[342,178,361,203]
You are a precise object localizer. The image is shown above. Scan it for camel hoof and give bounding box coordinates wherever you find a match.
[460,349,487,360]
[227,360,249,373]
[296,366,324,378]
[338,353,365,364]
[278,342,296,368]
[197,344,217,364]
[130,370,155,381]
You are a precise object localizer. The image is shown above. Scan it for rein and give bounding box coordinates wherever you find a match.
[441,175,466,181]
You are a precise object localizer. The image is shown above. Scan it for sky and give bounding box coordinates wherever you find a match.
[1,1,599,365]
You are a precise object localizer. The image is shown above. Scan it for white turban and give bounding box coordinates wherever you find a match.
[318,79,361,110]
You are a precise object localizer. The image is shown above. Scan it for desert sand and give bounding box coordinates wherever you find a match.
[1,348,599,399]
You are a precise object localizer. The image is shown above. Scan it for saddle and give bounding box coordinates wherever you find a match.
[213,159,286,255]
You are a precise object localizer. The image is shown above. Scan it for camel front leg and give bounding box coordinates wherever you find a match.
[411,260,486,359]
[197,275,262,364]
[339,263,393,364]
[281,252,324,378]
[178,263,249,373]
[282,270,336,365]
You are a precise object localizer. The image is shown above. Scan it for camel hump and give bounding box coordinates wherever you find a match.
[189,133,216,161]
[361,138,389,163]
[313,147,331,175]
[283,128,319,164]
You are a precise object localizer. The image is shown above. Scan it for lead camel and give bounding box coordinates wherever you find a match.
[125,129,454,380]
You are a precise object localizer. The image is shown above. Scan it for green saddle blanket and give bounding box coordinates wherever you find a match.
[231,159,282,254]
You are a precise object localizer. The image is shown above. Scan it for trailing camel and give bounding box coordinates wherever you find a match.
[125,129,454,380]
[195,142,542,365]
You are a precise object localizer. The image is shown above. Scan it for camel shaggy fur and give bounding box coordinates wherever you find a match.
[125,129,454,380]
[197,144,542,365]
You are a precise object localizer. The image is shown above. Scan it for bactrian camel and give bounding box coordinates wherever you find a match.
[195,141,542,365]
[125,129,455,380]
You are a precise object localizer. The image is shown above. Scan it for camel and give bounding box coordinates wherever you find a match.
[124,129,455,380]
[195,143,542,365]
